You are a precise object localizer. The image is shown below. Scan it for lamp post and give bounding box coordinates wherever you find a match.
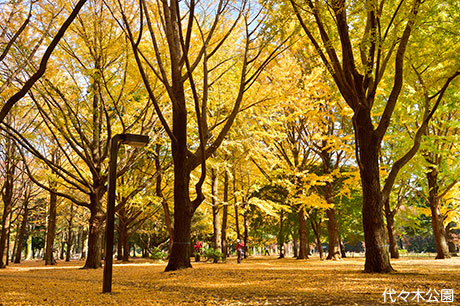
[102,133,149,293]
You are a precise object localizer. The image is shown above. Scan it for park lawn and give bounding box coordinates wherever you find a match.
[0,256,459,305]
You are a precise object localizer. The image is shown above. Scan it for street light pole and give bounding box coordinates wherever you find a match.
[102,134,149,293]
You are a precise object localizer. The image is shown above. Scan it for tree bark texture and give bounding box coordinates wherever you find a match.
[83,188,105,268]
[297,207,308,259]
[384,197,399,259]
[427,168,450,259]
[355,110,393,272]
[164,160,193,271]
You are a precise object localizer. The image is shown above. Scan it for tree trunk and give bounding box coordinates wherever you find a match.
[0,134,14,268]
[65,204,73,262]
[339,238,347,258]
[45,190,57,265]
[26,234,33,260]
[321,150,341,260]
[427,168,450,259]
[0,182,13,268]
[278,210,285,259]
[292,235,298,258]
[80,227,88,260]
[59,232,65,260]
[164,157,193,271]
[384,198,399,259]
[355,110,393,273]
[121,224,129,262]
[221,171,229,259]
[116,228,123,260]
[163,8,196,271]
[311,219,324,259]
[211,169,221,258]
[155,144,173,254]
[446,223,457,256]
[297,207,308,259]
[326,208,341,260]
[243,202,249,258]
[6,211,13,266]
[233,170,241,240]
[83,190,105,268]
[11,217,20,263]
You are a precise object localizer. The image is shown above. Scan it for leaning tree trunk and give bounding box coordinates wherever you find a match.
[298,207,308,259]
[354,110,393,273]
[427,168,450,259]
[384,197,399,259]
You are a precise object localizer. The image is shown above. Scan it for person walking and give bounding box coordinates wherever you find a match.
[236,239,244,264]
[264,246,270,256]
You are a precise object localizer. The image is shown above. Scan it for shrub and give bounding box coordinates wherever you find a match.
[149,247,168,260]
[203,248,224,262]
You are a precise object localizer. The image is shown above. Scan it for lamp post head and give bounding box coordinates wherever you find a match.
[118,133,149,147]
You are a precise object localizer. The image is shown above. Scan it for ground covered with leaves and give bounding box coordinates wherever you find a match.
[0,256,459,305]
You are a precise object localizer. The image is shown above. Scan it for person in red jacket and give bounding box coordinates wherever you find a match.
[236,239,244,264]
[194,241,203,262]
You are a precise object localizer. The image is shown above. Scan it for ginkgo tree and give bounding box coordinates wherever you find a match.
[288,0,460,272]
[2,0,158,268]
[112,0,287,271]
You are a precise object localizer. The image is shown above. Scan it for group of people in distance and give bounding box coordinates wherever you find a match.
[193,239,246,263]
